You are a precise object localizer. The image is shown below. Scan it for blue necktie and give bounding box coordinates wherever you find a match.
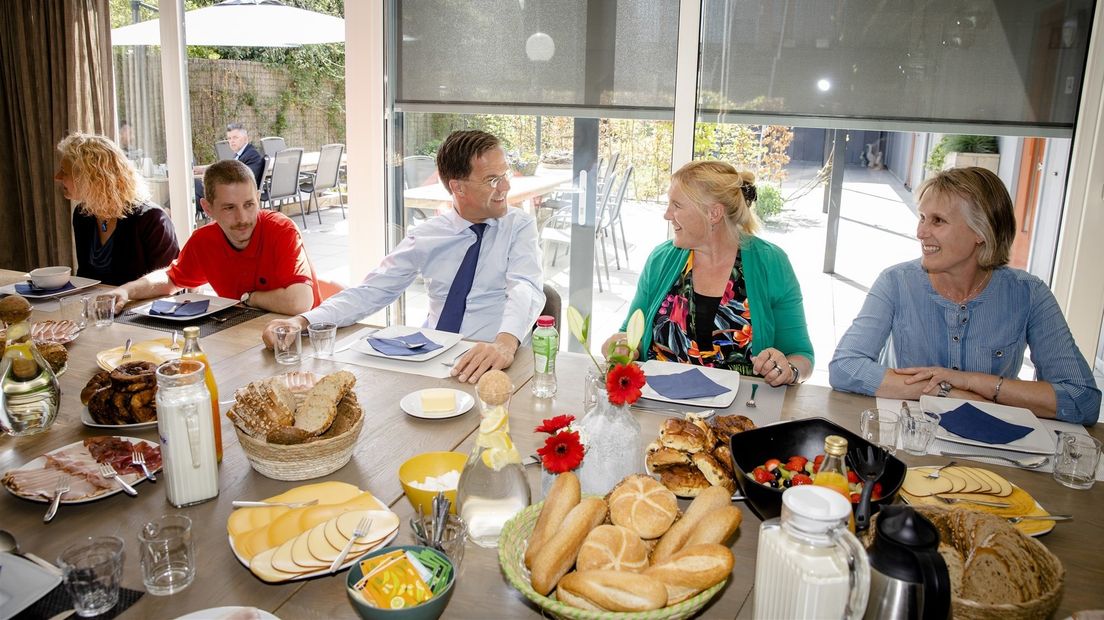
[436,223,488,333]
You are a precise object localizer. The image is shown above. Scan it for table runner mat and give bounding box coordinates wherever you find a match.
[633,378,785,427]
[117,305,266,337]
[877,398,1104,480]
[330,334,473,379]
[16,585,143,620]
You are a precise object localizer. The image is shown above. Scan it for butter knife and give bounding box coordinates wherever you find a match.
[232,499,319,508]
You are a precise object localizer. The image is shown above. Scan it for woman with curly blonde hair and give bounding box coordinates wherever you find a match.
[604,160,813,386]
[55,132,179,285]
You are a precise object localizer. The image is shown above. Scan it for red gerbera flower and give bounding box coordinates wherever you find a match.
[606,362,646,406]
[537,430,584,473]
[535,414,575,435]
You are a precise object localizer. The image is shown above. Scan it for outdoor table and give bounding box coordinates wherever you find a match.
[1,268,1102,617]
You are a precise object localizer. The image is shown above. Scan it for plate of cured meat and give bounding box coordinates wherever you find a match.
[1,436,161,503]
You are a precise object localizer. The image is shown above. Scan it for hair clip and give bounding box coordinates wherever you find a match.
[741,184,758,204]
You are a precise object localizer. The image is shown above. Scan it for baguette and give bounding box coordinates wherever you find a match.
[530,498,607,595]
[556,570,668,612]
[525,471,581,569]
[652,485,732,562]
[643,543,734,604]
[683,505,743,548]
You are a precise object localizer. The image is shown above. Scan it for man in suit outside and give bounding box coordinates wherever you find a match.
[226,122,265,187]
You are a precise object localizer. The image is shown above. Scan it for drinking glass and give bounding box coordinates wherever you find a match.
[273,325,302,365]
[410,514,467,567]
[307,322,337,358]
[1053,432,1102,490]
[57,536,125,618]
[900,408,940,456]
[62,294,91,330]
[859,409,899,455]
[138,514,195,595]
[92,295,116,327]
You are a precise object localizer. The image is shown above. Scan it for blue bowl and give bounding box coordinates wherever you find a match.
[346,545,455,620]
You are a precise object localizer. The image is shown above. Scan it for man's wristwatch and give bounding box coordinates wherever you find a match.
[937,380,953,397]
[239,291,253,307]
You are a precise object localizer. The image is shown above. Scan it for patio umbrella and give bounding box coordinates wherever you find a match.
[110,0,344,47]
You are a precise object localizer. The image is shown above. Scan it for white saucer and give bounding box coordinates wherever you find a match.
[400,388,475,420]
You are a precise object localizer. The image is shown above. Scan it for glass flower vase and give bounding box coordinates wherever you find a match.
[573,382,642,496]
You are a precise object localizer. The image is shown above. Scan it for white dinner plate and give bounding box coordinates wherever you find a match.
[174,607,281,620]
[228,527,399,583]
[80,406,158,431]
[0,276,101,299]
[919,395,1055,455]
[127,292,239,322]
[2,436,160,503]
[0,553,62,619]
[349,325,462,363]
[400,388,476,420]
[637,360,740,408]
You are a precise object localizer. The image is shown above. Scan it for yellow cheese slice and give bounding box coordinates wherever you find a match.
[309,520,347,563]
[227,505,289,538]
[266,481,363,506]
[291,525,331,569]
[420,389,457,413]
[965,467,1013,497]
[903,469,954,497]
[270,537,308,574]
[249,546,305,583]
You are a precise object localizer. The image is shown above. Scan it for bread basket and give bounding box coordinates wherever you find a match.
[233,372,364,481]
[498,500,727,620]
[865,505,1063,620]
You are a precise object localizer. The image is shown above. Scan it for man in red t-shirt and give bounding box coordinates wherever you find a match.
[109,160,321,314]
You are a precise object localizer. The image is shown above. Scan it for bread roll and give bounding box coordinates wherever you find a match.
[525,471,581,569]
[684,506,742,548]
[530,497,607,595]
[653,485,732,562]
[691,452,736,493]
[608,475,678,540]
[658,419,709,453]
[659,465,711,497]
[556,570,668,612]
[577,525,648,572]
[644,543,734,604]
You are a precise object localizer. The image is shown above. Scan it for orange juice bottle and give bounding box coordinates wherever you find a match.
[180,326,222,462]
[813,435,854,532]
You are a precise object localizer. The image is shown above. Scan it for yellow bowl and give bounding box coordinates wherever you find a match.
[398,452,466,515]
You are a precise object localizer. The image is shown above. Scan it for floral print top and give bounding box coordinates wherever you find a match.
[647,250,755,375]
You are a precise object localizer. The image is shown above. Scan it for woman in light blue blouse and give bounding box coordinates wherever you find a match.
[829,167,1100,424]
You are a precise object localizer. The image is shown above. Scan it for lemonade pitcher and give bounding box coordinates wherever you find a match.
[456,370,531,548]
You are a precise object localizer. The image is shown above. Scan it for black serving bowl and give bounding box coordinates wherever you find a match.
[729,417,906,521]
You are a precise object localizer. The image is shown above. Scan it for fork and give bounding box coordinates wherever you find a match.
[330,516,372,573]
[745,383,759,408]
[935,495,1010,508]
[132,450,155,482]
[120,338,133,361]
[924,461,957,479]
[232,499,319,508]
[44,475,69,523]
[170,331,181,351]
[98,462,138,496]
[1006,514,1073,524]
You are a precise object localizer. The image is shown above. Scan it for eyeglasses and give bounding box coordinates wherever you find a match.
[463,168,513,189]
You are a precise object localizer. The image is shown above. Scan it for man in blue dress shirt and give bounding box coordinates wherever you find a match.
[262,130,545,384]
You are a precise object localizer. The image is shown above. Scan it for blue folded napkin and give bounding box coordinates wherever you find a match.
[149,299,210,317]
[16,281,75,295]
[938,402,1034,445]
[646,368,730,400]
[367,332,443,357]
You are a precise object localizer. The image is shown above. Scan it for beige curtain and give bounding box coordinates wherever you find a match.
[0,0,114,272]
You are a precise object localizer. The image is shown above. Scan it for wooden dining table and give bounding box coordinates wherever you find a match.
[1,270,1102,618]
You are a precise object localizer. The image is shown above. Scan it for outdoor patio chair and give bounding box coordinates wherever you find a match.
[299,143,346,220]
[540,283,561,329]
[597,165,633,271]
[214,140,235,161]
[261,147,317,229]
[261,136,288,158]
[539,170,619,292]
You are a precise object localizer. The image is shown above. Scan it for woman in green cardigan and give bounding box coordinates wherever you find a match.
[604,161,814,386]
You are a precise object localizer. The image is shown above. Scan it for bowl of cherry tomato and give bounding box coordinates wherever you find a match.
[728,417,906,521]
